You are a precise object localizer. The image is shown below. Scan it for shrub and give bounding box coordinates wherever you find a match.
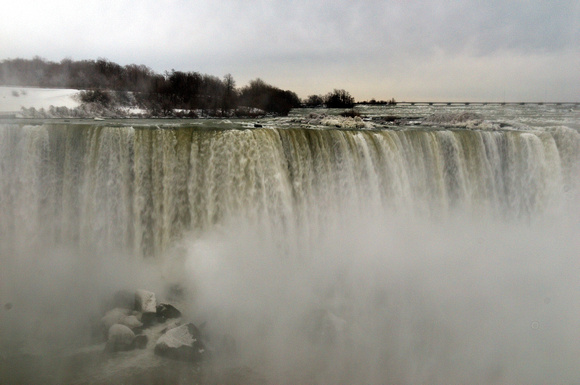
[325,89,355,108]
[239,78,301,116]
[78,89,112,106]
[304,94,324,107]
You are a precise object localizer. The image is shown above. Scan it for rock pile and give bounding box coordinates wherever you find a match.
[154,323,206,362]
[97,287,207,363]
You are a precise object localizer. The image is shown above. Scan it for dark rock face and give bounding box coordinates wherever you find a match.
[141,312,157,327]
[156,303,182,321]
[154,323,207,362]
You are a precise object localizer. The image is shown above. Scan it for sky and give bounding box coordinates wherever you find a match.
[1,0,578,102]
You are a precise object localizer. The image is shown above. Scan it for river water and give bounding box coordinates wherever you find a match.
[0,104,579,384]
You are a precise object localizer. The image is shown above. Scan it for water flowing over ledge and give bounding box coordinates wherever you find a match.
[0,123,578,257]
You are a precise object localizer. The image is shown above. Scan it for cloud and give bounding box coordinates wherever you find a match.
[1,0,578,100]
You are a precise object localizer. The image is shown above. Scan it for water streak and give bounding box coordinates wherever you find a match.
[0,124,578,257]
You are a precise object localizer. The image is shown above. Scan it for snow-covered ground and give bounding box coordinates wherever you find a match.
[0,86,80,113]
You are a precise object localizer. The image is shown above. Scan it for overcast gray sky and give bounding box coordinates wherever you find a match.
[1,0,578,101]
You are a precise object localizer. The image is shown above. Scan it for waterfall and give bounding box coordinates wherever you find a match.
[1,120,580,384]
[1,123,578,257]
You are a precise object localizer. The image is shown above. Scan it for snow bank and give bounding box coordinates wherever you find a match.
[0,86,79,112]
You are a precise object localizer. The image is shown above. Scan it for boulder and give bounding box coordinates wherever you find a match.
[141,312,157,327]
[135,289,157,326]
[105,324,135,352]
[156,303,182,321]
[135,289,157,313]
[154,323,207,362]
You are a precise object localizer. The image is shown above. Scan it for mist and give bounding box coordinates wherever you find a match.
[3,200,578,384]
[0,240,168,354]
[172,208,580,384]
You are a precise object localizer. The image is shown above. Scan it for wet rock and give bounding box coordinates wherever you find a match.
[141,312,157,327]
[135,289,157,326]
[156,303,182,321]
[154,323,207,362]
[105,324,135,352]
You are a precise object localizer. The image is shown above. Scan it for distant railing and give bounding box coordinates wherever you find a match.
[394,102,579,106]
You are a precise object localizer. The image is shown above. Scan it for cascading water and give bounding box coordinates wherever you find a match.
[1,106,579,384]
[0,124,576,256]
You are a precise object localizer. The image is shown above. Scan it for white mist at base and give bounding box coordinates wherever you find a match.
[176,209,580,385]
[0,243,167,355]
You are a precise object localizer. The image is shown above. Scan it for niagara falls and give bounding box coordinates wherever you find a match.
[1,1,579,384]
[1,103,579,384]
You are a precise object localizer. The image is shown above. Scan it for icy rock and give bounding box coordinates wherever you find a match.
[154,323,207,362]
[323,118,341,127]
[135,289,157,313]
[105,324,135,352]
[156,303,182,321]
